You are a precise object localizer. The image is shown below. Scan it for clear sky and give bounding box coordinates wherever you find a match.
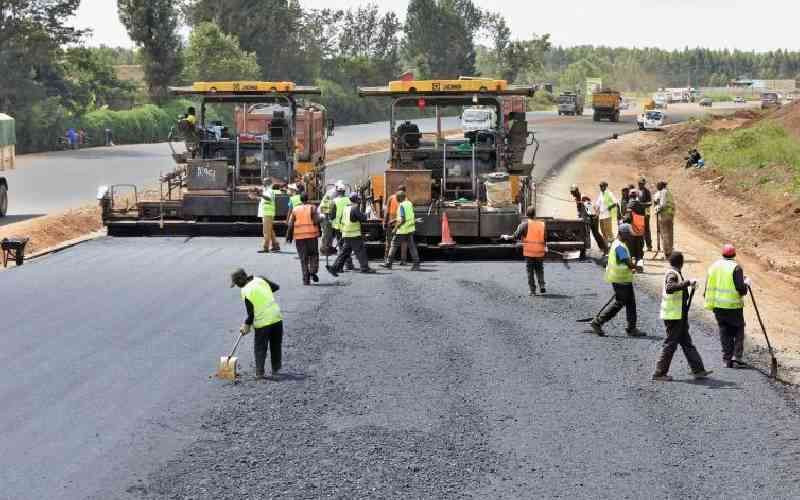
[73,0,799,52]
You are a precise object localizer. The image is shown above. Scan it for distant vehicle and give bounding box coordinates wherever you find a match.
[619,99,631,110]
[592,90,622,122]
[653,93,668,109]
[667,88,690,103]
[557,92,584,116]
[461,107,497,133]
[699,97,713,107]
[786,94,795,102]
[761,92,780,109]
[637,110,666,130]
[733,96,746,104]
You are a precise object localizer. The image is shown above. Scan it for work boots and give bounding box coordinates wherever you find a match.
[626,327,647,337]
[590,320,606,337]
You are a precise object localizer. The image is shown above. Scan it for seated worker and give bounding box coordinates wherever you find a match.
[685,148,703,168]
[209,120,224,140]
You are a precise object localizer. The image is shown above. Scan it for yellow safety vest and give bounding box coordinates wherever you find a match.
[601,190,617,224]
[660,189,675,218]
[320,194,333,214]
[704,258,744,310]
[258,187,275,218]
[605,239,633,284]
[290,194,302,209]
[341,206,362,238]
[332,196,351,230]
[396,200,416,235]
[241,277,282,328]
[660,269,684,320]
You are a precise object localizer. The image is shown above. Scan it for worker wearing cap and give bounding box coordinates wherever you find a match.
[570,184,606,253]
[327,193,375,276]
[595,181,618,243]
[382,191,420,270]
[288,184,302,210]
[508,206,548,295]
[383,184,406,260]
[230,268,283,380]
[250,178,280,253]
[319,185,337,256]
[286,192,322,285]
[704,244,750,368]
[591,223,646,337]
[330,181,354,271]
[637,177,654,252]
[654,181,675,258]
[652,252,712,381]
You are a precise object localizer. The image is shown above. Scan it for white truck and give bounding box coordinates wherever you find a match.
[653,93,669,109]
[637,110,666,131]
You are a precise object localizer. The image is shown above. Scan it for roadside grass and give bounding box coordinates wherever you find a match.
[700,120,800,196]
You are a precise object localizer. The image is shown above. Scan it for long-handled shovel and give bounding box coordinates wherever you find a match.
[217,332,245,380]
[577,295,616,323]
[748,285,779,378]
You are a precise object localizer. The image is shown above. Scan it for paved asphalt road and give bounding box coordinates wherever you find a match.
[2,238,800,499]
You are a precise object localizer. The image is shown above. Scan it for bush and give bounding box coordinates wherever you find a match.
[68,99,193,146]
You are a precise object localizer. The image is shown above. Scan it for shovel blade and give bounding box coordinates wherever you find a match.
[217,356,238,380]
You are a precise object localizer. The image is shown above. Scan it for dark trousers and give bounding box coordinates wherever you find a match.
[526,257,545,292]
[630,236,644,263]
[254,321,283,375]
[644,214,653,251]
[387,233,420,264]
[597,283,637,331]
[335,230,353,269]
[295,238,319,284]
[588,216,607,253]
[333,237,370,271]
[655,320,705,375]
[714,309,745,362]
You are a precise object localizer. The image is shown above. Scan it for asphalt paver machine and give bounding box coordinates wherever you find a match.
[100,81,333,236]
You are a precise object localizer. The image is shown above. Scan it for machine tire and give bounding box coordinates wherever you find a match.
[0,184,7,217]
[593,112,599,122]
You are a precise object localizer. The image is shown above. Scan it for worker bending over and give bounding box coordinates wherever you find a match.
[286,193,322,285]
[570,184,606,253]
[382,191,420,270]
[327,193,375,276]
[652,252,712,381]
[591,223,646,337]
[704,244,750,368]
[231,268,283,380]
[506,206,547,295]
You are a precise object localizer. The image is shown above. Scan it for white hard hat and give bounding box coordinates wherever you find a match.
[335,180,346,190]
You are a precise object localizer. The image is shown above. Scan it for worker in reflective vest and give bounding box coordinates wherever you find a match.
[507,206,547,295]
[330,181,354,271]
[231,268,283,380]
[704,244,750,368]
[327,193,375,276]
[382,190,420,270]
[249,177,280,253]
[652,252,711,381]
[383,184,406,260]
[286,193,322,286]
[288,184,302,210]
[591,223,646,337]
[595,181,618,243]
[319,186,337,256]
[655,181,675,258]
[626,190,647,271]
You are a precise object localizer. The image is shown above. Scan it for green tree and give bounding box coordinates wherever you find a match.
[184,22,261,82]
[118,0,183,103]
[62,47,138,113]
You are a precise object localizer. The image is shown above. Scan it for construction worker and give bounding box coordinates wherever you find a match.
[287,184,302,210]
[570,184,606,253]
[652,252,712,381]
[595,181,618,243]
[654,181,675,258]
[286,192,322,285]
[625,190,647,271]
[326,193,375,276]
[319,185,336,256]
[382,190,420,270]
[330,181,354,271]
[619,185,632,220]
[230,268,283,380]
[383,184,406,260]
[506,206,547,295]
[637,177,654,252]
[704,244,750,368]
[250,177,280,253]
[591,223,646,337]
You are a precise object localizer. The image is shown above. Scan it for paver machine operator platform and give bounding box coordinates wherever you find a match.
[356,77,589,257]
[99,81,333,236]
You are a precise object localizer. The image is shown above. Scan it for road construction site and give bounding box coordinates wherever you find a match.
[4,103,800,499]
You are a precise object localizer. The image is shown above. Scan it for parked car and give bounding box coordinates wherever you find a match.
[733,96,746,104]
[699,97,713,107]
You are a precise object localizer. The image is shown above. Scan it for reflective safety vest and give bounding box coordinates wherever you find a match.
[660,269,684,320]
[396,200,416,235]
[241,277,282,328]
[660,189,675,218]
[601,190,617,223]
[523,219,546,258]
[289,194,302,209]
[292,204,320,240]
[605,239,634,284]
[332,196,351,230]
[320,194,333,215]
[704,258,744,310]
[341,206,362,238]
[386,194,399,219]
[259,187,275,218]
[631,211,645,236]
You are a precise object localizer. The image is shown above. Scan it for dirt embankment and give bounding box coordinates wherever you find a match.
[541,114,800,382]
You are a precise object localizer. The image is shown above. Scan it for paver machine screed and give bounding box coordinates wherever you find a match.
[100,81,333,236]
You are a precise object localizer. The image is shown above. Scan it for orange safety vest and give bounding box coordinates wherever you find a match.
[292,204,320,240]
[631,211,645,236]
[387,194,399,219]
[523,219,546,258]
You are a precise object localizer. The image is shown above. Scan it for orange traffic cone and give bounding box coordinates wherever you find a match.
[439,212,456,247]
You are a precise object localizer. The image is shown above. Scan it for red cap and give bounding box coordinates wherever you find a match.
[722,244,736,258]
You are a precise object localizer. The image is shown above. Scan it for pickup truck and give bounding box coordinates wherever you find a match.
[637,110,666,130]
